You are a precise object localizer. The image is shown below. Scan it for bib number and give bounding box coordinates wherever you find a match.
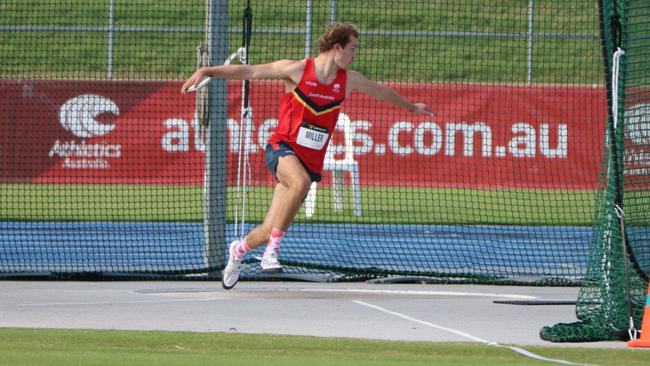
[296,122,329,150]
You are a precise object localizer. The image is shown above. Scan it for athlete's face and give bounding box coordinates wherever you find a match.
[335,36,358,68]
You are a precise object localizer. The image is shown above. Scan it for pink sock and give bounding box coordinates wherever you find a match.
[264,228,285,255]
[232,238,252,260]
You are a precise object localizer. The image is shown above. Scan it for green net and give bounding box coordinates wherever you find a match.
[540,0,649,342]
[0,0,641,300]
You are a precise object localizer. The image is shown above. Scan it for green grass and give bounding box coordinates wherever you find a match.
[0,184,597,225]
[1,328,648,366]
[0,0,603,83]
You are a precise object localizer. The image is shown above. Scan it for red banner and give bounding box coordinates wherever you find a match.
[0,79,608,189]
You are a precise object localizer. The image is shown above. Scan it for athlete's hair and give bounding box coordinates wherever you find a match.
[318,23,359,53]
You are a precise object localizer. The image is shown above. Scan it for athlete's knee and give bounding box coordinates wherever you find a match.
[277,156,311,189]
[292,175,312,196]
[284,173,311,196]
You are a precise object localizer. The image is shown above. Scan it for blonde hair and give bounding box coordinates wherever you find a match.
[318,23,359,53]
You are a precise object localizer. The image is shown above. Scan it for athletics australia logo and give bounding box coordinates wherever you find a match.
[59,94,118,138]
[333,83,341,93]
[48,94,122,169]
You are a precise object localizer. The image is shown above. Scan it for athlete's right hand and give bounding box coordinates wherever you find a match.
[181,67,210,94]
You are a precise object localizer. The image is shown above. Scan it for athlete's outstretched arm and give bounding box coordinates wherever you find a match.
[181,59,302,93]
[347,70,435,116]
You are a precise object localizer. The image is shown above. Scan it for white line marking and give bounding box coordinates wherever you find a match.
[353,300,598,366]
[275,288,538,300]
[354,300,492,343]
[2,298,222,308]
[131,287,538,300]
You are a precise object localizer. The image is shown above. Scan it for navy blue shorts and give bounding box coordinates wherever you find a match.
[265,142,321,182]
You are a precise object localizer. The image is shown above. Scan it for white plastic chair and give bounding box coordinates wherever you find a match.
[304,113,362,217]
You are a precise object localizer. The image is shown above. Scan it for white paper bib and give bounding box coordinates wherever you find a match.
[296,123,329,150]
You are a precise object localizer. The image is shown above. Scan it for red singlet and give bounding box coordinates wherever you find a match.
[268,58,347,175]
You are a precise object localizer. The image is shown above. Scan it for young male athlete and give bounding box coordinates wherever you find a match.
[182,23,435,289]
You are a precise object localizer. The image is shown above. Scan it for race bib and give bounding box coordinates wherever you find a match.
[296,122,329,150]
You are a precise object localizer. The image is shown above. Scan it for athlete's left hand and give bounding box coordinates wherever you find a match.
[412,103,436,116]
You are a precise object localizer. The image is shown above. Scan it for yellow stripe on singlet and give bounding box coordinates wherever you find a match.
[291,91,341,116]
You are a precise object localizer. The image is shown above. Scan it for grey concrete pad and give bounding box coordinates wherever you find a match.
[0,281,631,348]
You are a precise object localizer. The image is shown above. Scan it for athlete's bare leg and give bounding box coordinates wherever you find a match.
[244,155,312,249]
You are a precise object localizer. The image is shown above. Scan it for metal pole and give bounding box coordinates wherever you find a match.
[330,0,336,24]
[526,0,535,84]
[305,0,313,58]
[204,0,228,271]
[107,0,115,79]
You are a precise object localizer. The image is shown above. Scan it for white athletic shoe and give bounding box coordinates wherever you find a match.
[222,240,243,290]
[261,248,283,274]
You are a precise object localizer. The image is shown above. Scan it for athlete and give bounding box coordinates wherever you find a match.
[182,22,435,289]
